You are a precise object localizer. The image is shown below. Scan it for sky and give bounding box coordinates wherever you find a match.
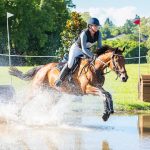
[72,0,150,26]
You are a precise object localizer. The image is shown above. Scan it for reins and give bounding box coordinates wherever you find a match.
[79,50,125,80]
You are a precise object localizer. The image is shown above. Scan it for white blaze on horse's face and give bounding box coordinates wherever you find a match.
[111,48,128,82]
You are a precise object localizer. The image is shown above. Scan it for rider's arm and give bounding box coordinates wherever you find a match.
[80,31,93,58]
[97,31,102,49]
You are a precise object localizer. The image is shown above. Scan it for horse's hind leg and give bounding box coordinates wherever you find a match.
[18,69,48,114]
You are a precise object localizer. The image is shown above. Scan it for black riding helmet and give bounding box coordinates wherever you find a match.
[87,18,100,27]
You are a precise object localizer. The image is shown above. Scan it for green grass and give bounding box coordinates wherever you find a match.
[104,63,150,111]
[0,66,32,90]
[0,64,150,111]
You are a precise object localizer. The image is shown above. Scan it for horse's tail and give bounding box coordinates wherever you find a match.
[9,65,43,81]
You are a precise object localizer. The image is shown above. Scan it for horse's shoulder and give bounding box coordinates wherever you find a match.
[79,59,89,67]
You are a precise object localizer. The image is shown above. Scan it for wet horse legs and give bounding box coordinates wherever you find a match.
[85,84,114,121]
[100,88,114,121]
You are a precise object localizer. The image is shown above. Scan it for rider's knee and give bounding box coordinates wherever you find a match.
[68,62,73,69]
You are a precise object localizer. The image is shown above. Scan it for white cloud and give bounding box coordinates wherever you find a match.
[76,6,137,26]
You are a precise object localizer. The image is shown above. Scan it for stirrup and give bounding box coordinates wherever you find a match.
[55,79,62,87]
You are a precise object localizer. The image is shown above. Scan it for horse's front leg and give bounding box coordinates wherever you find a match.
[99,87,114,121]
[85,84,114,121]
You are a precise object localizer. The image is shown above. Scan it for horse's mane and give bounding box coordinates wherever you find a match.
[96,45,115,56]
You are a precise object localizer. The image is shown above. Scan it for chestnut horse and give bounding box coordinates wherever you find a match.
[9,46,128,121]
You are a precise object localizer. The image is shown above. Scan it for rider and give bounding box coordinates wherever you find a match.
[55,17,102,86]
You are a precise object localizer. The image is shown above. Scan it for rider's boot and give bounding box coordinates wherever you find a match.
[55,63,70,87]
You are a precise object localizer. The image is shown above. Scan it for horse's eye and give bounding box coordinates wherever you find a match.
[115,56,118,59]
[115,60,118,63]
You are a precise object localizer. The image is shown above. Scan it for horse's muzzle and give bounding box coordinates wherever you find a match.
[120,74,128,82]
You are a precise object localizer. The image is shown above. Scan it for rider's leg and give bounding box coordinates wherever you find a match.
[68,43,83,68]
[55,43,83,87]
[55,63,70,86]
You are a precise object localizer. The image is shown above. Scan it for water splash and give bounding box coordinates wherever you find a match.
[0,85,104,127]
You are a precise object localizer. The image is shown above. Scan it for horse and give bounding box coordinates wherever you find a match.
[9,45,128,121]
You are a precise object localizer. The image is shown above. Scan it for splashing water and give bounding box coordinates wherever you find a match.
[0,86,104,127]
[1,87,149,150]
[0,88,75,126]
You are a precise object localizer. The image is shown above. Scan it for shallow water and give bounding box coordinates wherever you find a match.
[0,91,150,150]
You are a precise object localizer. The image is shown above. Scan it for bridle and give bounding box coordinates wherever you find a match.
[111,53,127,76]
[96,51,126,78]
[79,50,126,80]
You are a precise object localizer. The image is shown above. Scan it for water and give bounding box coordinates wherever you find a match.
[0,89,150,150]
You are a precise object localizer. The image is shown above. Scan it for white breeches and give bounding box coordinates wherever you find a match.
[67,43,84,69]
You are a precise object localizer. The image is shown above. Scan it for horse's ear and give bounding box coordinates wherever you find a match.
[122,47,125,53]
[115,47,118,53]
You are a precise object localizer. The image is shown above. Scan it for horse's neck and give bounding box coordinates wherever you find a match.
[95,51,112,70]
[77,51,112,75]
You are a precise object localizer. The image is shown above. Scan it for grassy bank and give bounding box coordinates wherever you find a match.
[104,63,150,111]
[0,64,150,111]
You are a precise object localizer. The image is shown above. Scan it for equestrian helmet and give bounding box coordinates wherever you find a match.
[87,18,100,26]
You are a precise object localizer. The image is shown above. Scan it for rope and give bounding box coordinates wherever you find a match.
[125,56,147,59]
[0,53,147,59]
[0,53,60,58]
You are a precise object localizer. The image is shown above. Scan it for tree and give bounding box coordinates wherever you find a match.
[101,18,115,39]
[104,18,114,27]
[103,38,148,64]
[56,11,86,58]
[122,19,136,34]
[111,27,121,37]
[80,12,91,22]
[0,0,74,65]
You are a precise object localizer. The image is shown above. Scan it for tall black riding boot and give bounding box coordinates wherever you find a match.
[55,63,70,87]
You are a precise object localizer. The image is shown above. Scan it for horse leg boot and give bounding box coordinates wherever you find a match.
[106,92,114,114]
[102,92,114,121]
[55,63,70,87]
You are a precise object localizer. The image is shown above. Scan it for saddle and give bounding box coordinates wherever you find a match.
[56,54,84,73]
[56,55,84,82]
[56,54,104,85]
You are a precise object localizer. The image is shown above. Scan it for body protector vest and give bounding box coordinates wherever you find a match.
[76,28,100,48]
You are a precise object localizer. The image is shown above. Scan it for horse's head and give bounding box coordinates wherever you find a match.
[109,47,128,82]
[96,46,128,82]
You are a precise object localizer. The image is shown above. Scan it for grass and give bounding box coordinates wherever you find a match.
[104,63,150,111]
[0,64,150,111]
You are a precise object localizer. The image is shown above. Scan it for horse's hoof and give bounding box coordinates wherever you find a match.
[110,110,114,114]
[102,112,110,121]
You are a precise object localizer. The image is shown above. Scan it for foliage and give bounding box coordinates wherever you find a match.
[101,18,121,39]
[121,19,135,34]
[101,18,114,39]
[103,36,148,64]
[80,12,91,22]
[56,11,86,58]
[0,0,74,65]
[1,3,150,65]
